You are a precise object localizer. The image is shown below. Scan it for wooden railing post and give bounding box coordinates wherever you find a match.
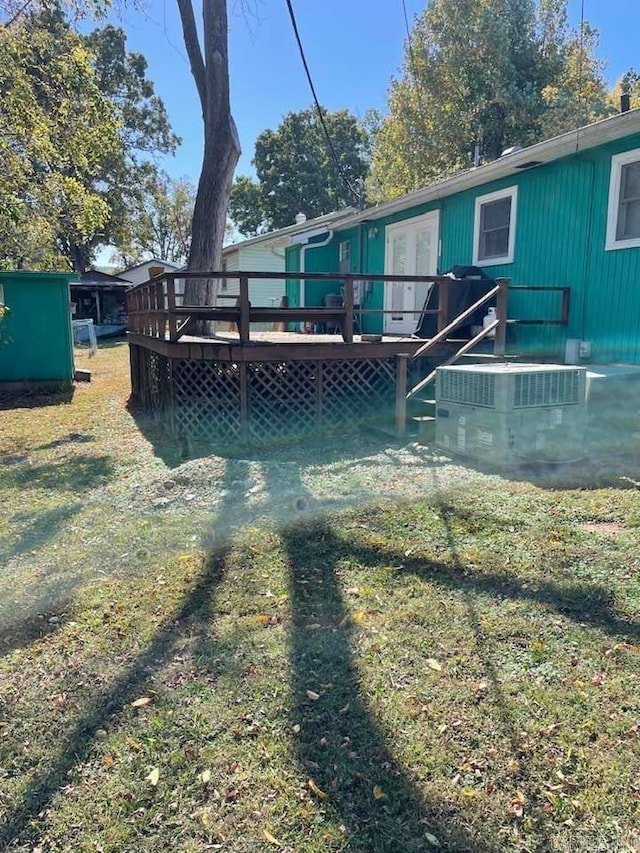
[239,275,250,343]
[495,277,509,356]
[395,353,409,436]
[343,276,354,343]
[437,278,450,333]
[166,277,177,341]
[155,279,164,338]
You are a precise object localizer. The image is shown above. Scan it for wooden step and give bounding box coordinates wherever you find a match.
[411,415,436,444]
[457,352,520,361]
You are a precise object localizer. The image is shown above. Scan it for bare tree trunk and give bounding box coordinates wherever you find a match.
[177,0,241,314]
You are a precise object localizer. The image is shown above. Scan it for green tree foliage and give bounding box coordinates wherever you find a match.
[369,0,611,201]
[115,172,196,267]
[610,69,640,111]
[0,10,178,271]
[229,107,369,236]
[0,10,118,269]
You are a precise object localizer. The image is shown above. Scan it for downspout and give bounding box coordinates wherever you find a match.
[300,230,334,307]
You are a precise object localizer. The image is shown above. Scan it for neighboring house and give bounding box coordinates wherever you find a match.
[279,108,640,364]
[119,258,182,287]
[71,270,131,332]
[222,209,357,310]
[0,271,76,388]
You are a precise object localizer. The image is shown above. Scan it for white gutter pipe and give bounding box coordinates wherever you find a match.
[299,229,334,307]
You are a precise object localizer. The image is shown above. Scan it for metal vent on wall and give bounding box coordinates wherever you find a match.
[514,370,581,408]
[438,371,496,408]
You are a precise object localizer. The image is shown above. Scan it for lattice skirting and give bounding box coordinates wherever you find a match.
[130,344,398,445]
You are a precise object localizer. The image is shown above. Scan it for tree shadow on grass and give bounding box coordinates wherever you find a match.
[258,461,495,852]
[0,454,113,491]
[260,459,639,850]
[0,386,74,411]
[0,458,249,849]
[281,519,496,853]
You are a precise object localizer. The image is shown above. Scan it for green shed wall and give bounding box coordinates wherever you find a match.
[287,133,640,358]
[0,271,76,383]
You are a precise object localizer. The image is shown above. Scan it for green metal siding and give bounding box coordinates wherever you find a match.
[0,271,76,383]
[285,245,301,307]
[284,133,640,360]
[438,134,640,361]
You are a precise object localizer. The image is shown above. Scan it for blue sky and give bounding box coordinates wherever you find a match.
[111,0,638,184]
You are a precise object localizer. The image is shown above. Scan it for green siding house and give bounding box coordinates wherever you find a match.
[0,270,76,387]
[275,109,640,364]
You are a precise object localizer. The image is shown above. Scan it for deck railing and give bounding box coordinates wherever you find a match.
[127,270,487,344]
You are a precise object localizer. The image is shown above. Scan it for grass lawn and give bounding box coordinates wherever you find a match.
[0,340,639,852]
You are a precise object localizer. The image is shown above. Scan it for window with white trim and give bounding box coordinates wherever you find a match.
[606,148,640,250]
[473,186,517,266]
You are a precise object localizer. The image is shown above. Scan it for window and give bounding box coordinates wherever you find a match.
[606,148,640,250]
[473,186,517,266]
[339,240,351,273]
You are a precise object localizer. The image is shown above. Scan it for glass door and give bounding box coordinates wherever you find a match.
[384,212,439,334]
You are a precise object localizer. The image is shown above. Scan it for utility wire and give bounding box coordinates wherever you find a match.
[283,0,362,205]
[401,0,431,179]
[575,0,586,148]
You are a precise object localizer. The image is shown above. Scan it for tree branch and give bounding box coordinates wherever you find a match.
[176,0,207,112]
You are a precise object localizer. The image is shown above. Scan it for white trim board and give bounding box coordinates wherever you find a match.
[606,147,640,251]
[472,185,518,267]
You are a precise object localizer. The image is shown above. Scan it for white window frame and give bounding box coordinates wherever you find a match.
[606,147,640,251]
[473,185,518,266]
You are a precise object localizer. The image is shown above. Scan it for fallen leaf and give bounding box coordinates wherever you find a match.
[306,690,320,702]
[373,785,386,800]
[292,724,301,734]
[102,755,114,767]
[426,658,442,672]
[131,697,152,708]
[199,769,211,783]
[308,778,327,799]
[146,767,160,786]
[126,736,143,751]
[255,614,270,625]
[425,832,441,847]
[263,828,283,846]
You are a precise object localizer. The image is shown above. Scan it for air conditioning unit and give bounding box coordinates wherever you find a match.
[435,363,587,467]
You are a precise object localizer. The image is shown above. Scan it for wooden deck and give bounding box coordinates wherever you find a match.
[125,270,569,447]
[127,329,440,363]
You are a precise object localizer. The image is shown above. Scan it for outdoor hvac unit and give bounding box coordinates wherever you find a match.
[435,363,587,467]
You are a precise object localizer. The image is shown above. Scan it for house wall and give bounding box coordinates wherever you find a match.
[120,262,180,287]
[290,133,640,358]
[437,133,640,361]
[0,271,75,384]
[222,245,287,307]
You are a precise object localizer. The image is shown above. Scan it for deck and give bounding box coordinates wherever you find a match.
[127,329,436,363]
[126,270,568,448]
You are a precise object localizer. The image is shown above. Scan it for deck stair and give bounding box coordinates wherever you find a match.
[402,279,508,442]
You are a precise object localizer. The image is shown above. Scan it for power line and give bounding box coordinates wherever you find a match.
[401,0,430,174]
[283,0,362,205]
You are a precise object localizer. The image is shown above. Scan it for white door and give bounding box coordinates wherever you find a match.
[384,211,439,334]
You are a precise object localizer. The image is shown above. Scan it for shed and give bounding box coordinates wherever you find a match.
[0,270,77,388]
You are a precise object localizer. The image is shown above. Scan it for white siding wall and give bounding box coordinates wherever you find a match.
[220,245,286,306]
[120,262,180,286]
[241,245,286,307]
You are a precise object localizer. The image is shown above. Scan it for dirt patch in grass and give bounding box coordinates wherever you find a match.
[577,521,628,535]
[0,341,639,852]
